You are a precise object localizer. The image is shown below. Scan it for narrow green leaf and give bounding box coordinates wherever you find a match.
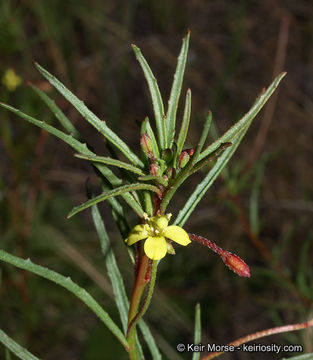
[190,142,232,175]
[138,175,159,181]
[138,321,162,360]
[28,82,81,140]
[0,329,40,360]
[75,154,145,176]
[0,103,143,216]
[192,303,201,360]
[191,111,212,165]
[174,130,246,227]
[166,31,190,147]
[91,204,162,357]
[199,72,287,161]
[0,250,128,350]
[5,348,12,360]
[138,174,168,187]
[159,112,212,212]
[68,183,160,218]
[34,62,143,168]
[132,44,166,150]
[174,73,286,226]
[175,88,191,166]
[91,203,129,333]
[249,160,265,235]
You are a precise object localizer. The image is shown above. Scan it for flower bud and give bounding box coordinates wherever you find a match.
[140,133,154,158]
[178,151,190,168]
[186,148,195,157]
[162,148,173,163]
[166,167,175,179]
[150,163,160,176]
[221,251,250,278]
[167,242,176,255]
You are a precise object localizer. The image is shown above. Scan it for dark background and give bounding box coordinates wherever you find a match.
[1,1,313,359]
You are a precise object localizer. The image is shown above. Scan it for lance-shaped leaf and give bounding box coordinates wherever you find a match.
[0,250,128,350]
[166,31,190,147]
[138,174,168,187]
[28,82,81,140]
[159,111,212,213]
[75,153,145,176]
[190,142,232,175]
[192,303,201,360]
[91,203,129,333]
[0,329,40,360]
[191,111,212,165]
[199,72,287,161]
[34,62,143,168]
[91,205,162,358]
[174,73,287,226]
[174,131,247,227]
[175,88,191,166]
[67,183,160,218]
[0,103,144,216]
[132,44,166,150]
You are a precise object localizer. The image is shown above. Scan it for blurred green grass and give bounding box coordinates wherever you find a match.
[1,0,313,359]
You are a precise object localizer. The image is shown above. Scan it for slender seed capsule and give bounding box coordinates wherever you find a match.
[220,251,250,278]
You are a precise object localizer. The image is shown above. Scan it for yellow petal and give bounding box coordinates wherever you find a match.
[144,236,167,260]
[163,226,191,246]
[150,215,169,230]
[125,224,148,246]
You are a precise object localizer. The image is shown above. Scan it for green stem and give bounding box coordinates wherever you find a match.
[127,254,150,359]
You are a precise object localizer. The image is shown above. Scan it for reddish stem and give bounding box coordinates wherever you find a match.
[202,319,313,360]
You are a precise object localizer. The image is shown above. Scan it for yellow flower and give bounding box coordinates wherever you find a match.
[2,68,22,92]
[125,213,191,260]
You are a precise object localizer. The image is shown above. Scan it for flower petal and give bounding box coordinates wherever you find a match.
[150,215,168,230]
[144,236,167,260]
[125,224,148,246]
[163,226,191,246]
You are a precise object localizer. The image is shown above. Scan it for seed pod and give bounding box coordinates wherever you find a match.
[220,251,250,278]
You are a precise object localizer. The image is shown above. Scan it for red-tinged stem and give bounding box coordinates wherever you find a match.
[127,260,157,339]
[126,253,150,360]
[188,233,223,255]
[188,233,250,277]
[201,319,313,360]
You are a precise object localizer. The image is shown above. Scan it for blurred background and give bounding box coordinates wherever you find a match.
[1,0,313,359]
